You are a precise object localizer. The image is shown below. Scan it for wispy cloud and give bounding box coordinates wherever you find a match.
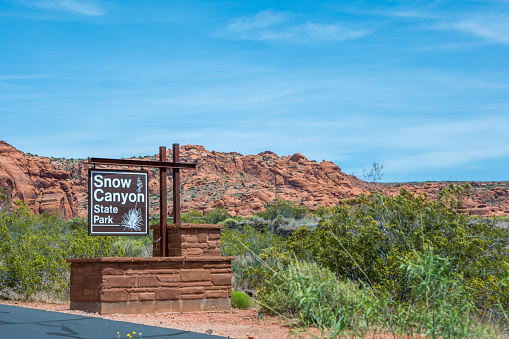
[0,74,49,80]
[351,4,509,47]
[450,17,509,44]
[386,10,436,19]
[226,9,285,32]
[15,0,105,16]
[355,7,438,20]
[432,13,509,44]
[385,146,509,174]
[378,115,509,173]
[416,41,484,51]
[0,73,49,90]
[217,10,371,43]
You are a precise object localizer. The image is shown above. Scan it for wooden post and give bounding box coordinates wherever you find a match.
[159,146,168,257]
[173,143,181,225]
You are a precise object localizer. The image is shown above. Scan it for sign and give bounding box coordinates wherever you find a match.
[88,169,148,236]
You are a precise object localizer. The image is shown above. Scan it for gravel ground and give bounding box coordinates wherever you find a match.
[0,300,424,338]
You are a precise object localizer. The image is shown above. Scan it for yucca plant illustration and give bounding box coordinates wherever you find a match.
[121,176,144,231]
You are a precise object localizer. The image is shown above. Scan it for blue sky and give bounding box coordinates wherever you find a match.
[1,0,508,182]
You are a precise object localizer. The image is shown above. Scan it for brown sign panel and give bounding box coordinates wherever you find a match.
[88,169,148,236]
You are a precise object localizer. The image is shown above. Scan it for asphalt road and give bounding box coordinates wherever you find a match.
[0,304,227,339]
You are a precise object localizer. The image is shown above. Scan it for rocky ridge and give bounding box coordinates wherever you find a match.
[0,141,77,218]
[67,144,368,218]
[381,181,509,217]
[0,141,508,219]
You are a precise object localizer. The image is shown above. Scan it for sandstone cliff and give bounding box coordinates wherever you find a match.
[1,141,508,219]
[0,141,77,218]
[66,145,368,218]
[381,181,509,217]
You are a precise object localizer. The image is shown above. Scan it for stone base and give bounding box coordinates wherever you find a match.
[68,223,233,315]
[71,299,231,315]
[67,256,234,315]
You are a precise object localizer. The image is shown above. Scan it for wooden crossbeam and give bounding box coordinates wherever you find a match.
[88,157,196,169]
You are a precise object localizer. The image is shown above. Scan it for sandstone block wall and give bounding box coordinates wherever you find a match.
[68,223,233,315]
[152,223,222,257]
[67,256,234,314]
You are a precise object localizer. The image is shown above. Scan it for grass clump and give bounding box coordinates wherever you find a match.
[257,250,494,338]
[221,224,284,290]
[231,291,252,310]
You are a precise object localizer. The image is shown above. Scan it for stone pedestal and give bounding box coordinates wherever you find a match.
[67,223,233,314]
[152,223,222,257]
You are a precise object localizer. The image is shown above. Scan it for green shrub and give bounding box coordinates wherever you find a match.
[257,287,297,317]
[397,246,488,338]
[0,203,124,300]
[222,218,238,228]
[114,235,152,257]
[255,199,308,220]
[257,254,493,338]
[221,224,285,290]
[221,224,284,257]
[285,216,319,230]
[257,261,360,318]
[203,208,232,224]
[181,208,231,224]
[0,187,7,211]
[231,291,252,309]
[287,187,509,312]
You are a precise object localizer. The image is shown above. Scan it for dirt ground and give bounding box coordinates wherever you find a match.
[0,300,316,339]
[0,300,425,338]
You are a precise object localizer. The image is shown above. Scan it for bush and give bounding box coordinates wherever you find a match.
[287,188,509,312]
[222,218,238,228]
[114,235,152,257]
[0,203,124,301]
[181,208,232,224]
[257,254,492,338]
[221,224,284,257]
[231,291,252,309]
[257,261,360,319]
[221,224,285,290]
[255,199,308,220]
[397,246,486,338]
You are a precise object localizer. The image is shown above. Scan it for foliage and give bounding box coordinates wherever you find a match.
[180,208,232,224]
[0,203,124,300]
[221,224,284,290]
[231,291,252,309]
[287,187,509,312]
[257,253,493,338]
[218,184,507,336]
[396,246,487,338]
[438,181,472,210]
[1,177,508,337]
[254,199,308,220]
[221,224,284,257]
[0,187,6,207]
[113,235,152,257]
[257,261,361,322]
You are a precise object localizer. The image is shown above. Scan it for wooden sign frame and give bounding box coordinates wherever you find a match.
[88,169,149,236]
[88,144,197,257]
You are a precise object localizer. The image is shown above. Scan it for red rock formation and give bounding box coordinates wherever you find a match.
[381,181,509,217]
[52,144,369,218]
[0,141,78,218]
[1,141,508,219]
